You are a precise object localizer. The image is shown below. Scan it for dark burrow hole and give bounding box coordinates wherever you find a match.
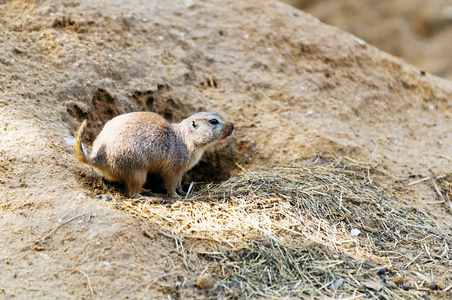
[143,145,237,195]
[67,87,238,197]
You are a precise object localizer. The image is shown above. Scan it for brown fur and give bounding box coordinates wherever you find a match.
[74,111,234,197]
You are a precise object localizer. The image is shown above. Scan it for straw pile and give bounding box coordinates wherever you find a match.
[110,157,452,299]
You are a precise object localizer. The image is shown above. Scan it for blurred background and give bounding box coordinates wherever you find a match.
[281,0,452,80]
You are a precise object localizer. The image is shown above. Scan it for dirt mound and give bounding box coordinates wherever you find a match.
[282,0,452,80]
[1,0,451,298]
[115,161,452,298]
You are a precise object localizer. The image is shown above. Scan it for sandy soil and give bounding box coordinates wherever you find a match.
[283,0,452,79]
[1,0,451,298]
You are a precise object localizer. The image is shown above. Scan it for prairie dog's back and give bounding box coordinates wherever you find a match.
[90,112,185,174]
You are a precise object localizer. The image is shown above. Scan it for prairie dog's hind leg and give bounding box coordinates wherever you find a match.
[125,171,147,198]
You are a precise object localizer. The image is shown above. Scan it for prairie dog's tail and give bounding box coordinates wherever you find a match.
[74,120,93,165]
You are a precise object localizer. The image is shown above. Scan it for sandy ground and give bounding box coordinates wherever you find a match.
[1,0,451,298]
[283,0,452,80]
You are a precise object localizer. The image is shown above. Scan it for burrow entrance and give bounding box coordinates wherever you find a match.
[66,87,237,195]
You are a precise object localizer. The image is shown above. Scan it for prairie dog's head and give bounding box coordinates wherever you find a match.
[181,112,234,147]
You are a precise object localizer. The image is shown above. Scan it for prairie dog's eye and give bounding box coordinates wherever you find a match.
[209,119,219,125]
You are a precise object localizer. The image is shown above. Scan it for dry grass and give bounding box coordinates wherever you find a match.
[111,158,452,299]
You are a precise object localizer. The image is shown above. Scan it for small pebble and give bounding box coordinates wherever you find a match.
[356,38,366,46]
[385,281,397,289]
[429,282,437,290]
[185,0,196,8]
[377,268,385,276]
[293,12,299,17]
[393,276,405,285]
[102,195,112,202]
[402,283,412,291]
[195,273,214,290]
[351,228,361,236]
[330,278,344,290]
[63,137,76,146]
[205,56,214,62]
[34,243,45,251]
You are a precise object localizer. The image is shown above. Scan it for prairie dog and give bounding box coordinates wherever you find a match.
[74,111,234,197]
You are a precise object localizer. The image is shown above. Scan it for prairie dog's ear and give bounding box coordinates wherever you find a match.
[192,120,197,128]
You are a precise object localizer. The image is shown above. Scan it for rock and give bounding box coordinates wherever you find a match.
[361,281,384,291]
[63,137,76,146]
[402,283,412,291]
[393,276,405,285]
[351,228,361,236]
[330,278,345,290]
[185,0,196,8]
[385,281,398,289]
[195,273,215,290]
[33,242,45,251]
